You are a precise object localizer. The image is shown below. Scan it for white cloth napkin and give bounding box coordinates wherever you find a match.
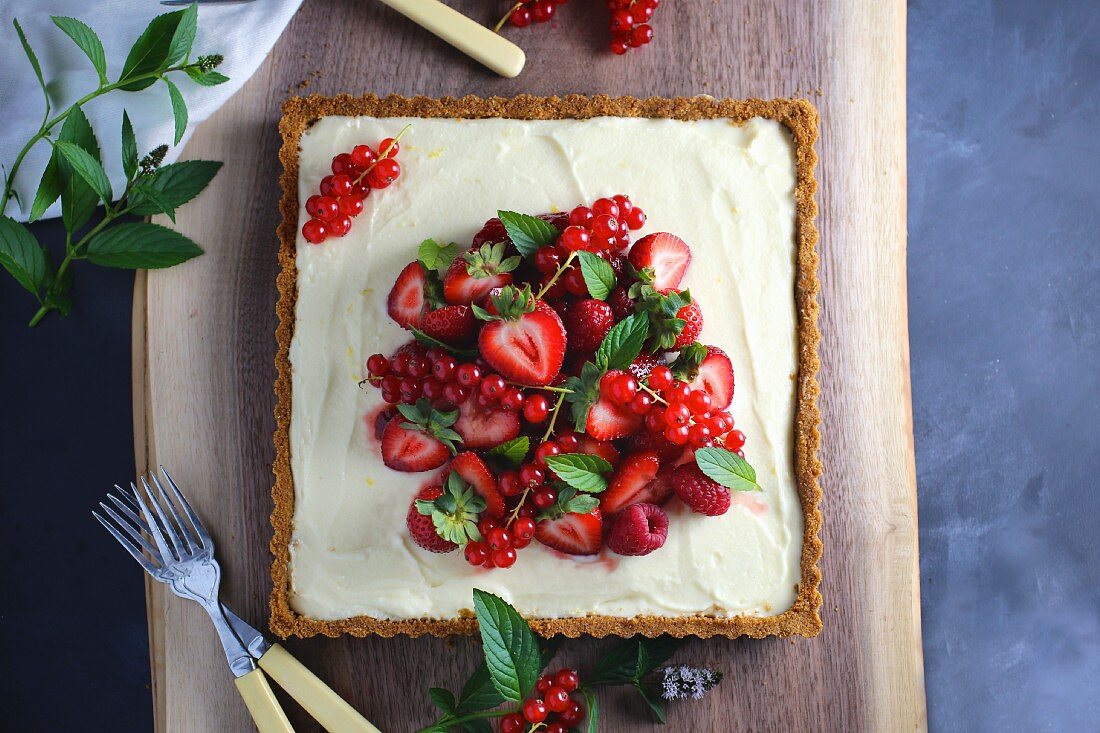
[0,0,303,221]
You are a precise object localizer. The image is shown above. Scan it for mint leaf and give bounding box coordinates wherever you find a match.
[472,589,542,703]
[456,661,507,713]
[13,19,48,110]
[121,111,138,180]
[29,153,62,223]
[165,4,198,67]
[595,312,648,371]
[576,251,617,301]
[544,453,613,493]
[185,67,230,86]
[418,238,458,275]
[485,437,530,467]
[563,361,604,433]
[54,141,112,204]
[639,636,681,674]
[165,78,187,145]
[408,327,479,358]
[582,688,599,733]
[56,106,102,231]
[118,7,190,91]
[498,211,558,258]
[0,216,49,296]
[428,687,456,713]
[85,222,202,269]
[563,494,600,514]
[694,447,762,492]
[51,16,107,84]
[634,681,667,723]
[128,160,222,215]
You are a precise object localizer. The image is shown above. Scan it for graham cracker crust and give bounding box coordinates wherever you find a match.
[271,94,823,640]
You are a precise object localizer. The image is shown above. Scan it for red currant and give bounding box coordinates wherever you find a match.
[488,527,512,550]
[329,174,353,197]
[500,470,522,497]
[686,389,713,414]
[331,153,355,175]
[519,463,545,487]
[510,6,532,26]
[544,686,570,712]
[350,144,376,168]
[540,274,568,300]
[665,424,690,445]
[663,381,691,403]
[407,357,430,378]
[532,0,555,22]
[523,394,551,423]
[366,354,389,376]
[522,698,547,724]
[569,206,593,226]
[367,158,401,188]
[725,429,747,451]
[609,373,639,404]
[338,196,363,218]
[432,355,457,382]
[560,225,591,252]
[556,431,580,452]
[513,516,536,541]
[628,392,654,415]
[311,196,339,222]
[380,375,401,394]
[563,267,588,296]
[559,700,585,726]
[492,547,517,569]
[302,219,328,244]
[554,669,580,692]
[545,723,567,733]
[442,383,469,405]
[688,422,712,446]
[480,374,507,401]
[535,245,565,274]
[610,37,629,55]
[422,377,444,401]
[390,353,410,376]
[378,137,400,158]
[478,517,499,536]
[500,713,525,733]
[501,388,526,411]
[645,408,665,432]
[455,363,482,387]
[319,175,335,196]
[536,675,553,694]
[591,214,619,240]
[465,541,490,566]
[664,403,691,427]
[533,439,561,466]
[648,365,673,390]
[328,215,352,237]
[624,206,647,229]
[532,487,557,509]
[630,23,654,46]
[400,378,422,402]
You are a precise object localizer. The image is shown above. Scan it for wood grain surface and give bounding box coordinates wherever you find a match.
[133,0,924,730]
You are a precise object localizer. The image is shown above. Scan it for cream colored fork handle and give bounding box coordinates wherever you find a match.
[234,668,296,733]
[375,0,525,78]
[259,644,382,733]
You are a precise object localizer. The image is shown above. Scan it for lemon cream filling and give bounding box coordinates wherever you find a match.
[288,115,802,621]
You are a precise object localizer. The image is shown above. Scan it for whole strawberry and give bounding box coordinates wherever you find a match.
[406,485,458,553]
[564,299,614,352]
[669,463,731,516]
[607,502,669,556]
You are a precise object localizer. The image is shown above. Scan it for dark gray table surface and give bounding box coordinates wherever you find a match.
[2,1,1097,730]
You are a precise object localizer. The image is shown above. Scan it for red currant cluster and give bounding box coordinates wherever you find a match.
[498,0,569,29]
[301,133,405,245]
[365,345,482,407]
[535,195,645,299]
[499,668,586,733]
[607,0,658,54]
[463,514,534,570]
[607,365,746,452]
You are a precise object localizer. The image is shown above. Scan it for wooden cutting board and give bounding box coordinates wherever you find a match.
[133,0,923,730]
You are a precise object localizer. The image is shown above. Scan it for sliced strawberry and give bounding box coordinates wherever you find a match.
[381,420,450,472]
[478,293,567,386]
[575,435,621,468]
[386,261,428,329]
[585,393,643,441]
[406,485,458,553]
[687,346,735,409]
[628,233,692,290]
[600,451,673,514]
[451,451,506,518]
[454,397,521,449]
[442,241,521,305]
[535,507,603,556]
[420,304,477,344]
[626,429,683,463]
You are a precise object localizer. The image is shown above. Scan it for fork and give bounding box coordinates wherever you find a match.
[94,468,380,733]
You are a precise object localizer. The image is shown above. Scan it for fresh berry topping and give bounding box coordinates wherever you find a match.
[669,463,732,516]
[500,713,525,733]
[678,345,735,409]
[535,507,603,556]
[564,299,615,353]
[379,400,457,472]
[600,451,664,514]
[476,287,567,386]
[554,669,580,692]
[607,285,636,320]
[522,394,551,423]
[607,502,669,556]
[453,395,521,449]
[420,304,477,344]
[471,217,508,249]
[585,376,644,440]
[559,700,585,726]
[574,434,621,467]
[386,262,428,329]
[628,232,692,291]
[522,698,548,724]
[443,242,520,305]
[302,218,328,244]
[406,485,458,553]
[451,451,506,518]
[544,686,571,712]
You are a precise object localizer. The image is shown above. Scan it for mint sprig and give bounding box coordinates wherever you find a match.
[694,447,763,492]
[418,238,458,275]
[576,250,617,301]
[595,312,648,371]
[544,453,614,493]
[484,436,530,468]
[498,210,558,258]
[2,4,228,327]
[472,590,543,703]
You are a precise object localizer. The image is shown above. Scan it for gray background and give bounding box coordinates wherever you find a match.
[1,0,1098,730]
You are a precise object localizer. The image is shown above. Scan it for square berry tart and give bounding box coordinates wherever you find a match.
[271,94,822,638]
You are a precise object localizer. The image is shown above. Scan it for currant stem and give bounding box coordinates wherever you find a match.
[638,380,669,407]
[352,123,412,186]
[541,392,567,443]
[535,250,578,300]
[493,2,525,33]
[505,380,572,394]
[505,485,533,527]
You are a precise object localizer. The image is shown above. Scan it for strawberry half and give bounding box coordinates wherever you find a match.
[406,485,458,553]
[386,261,428,329]
[687,346,735,409]
[420,304,477,345]
[628,232,692,291]
[443,242,521,305]
[535,507,604,556]
[575,434,621,468]
[585,385,644,441]
[600,451,674,514]
[451,451,506,518]
[454,397,521,449]
[476,286,566,386]
[382,420,450,472]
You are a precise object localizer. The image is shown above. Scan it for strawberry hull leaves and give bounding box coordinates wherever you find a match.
[2,7,226,326]
[397,398,464,454]
[416,471,486,545]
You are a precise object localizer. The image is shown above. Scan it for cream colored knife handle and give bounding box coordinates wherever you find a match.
[259,644,382,733]
[235,668,296,733]
[375,0,525,78]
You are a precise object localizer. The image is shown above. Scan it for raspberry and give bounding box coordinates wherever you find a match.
[607,502,668,556]
[669,463,731,516]
[564,299,614,352]
[608,286,635,320]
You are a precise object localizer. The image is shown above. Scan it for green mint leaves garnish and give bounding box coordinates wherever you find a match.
[484,436,531,467]
[498,210,559,258]
[416,471,486,545]
[472,589,543,703]
[397,398,463,454]
[595,312,648,371]
[418,238,458,275]
[694,447,763,492]
[563,361,604,433]
[576,250,617,301]
[544,453,614,494]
